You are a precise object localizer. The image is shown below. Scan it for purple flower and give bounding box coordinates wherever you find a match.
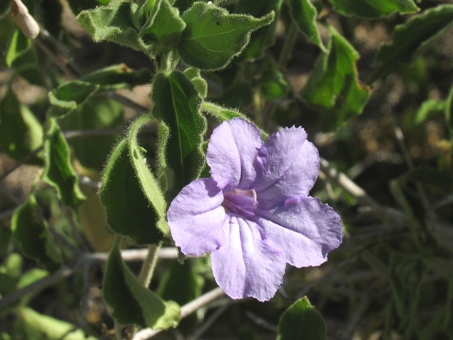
[167,118,342,301]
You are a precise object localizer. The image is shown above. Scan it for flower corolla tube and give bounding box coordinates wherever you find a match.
[167,118,342,301]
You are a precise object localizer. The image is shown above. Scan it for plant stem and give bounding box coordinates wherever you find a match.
[137,244,161,288]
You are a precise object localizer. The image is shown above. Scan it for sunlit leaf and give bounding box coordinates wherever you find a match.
[183,67,207,98]
[141,0,185,52]
[152,71,206,199]
[77,1,155,57]
[49,64,150,117]
[42,120,86,208]
[5,28,31,67]
[99,139,163,244]
[302,26,370,130]
[277,296,327,340]
[415,99,445,124]
[368,5,453,83]
[178,2,274,70]
[48,81,100,115]
[103,237,180,329]
[15,307,97,340]
[289,0,326,51]
[128,115,169,235]
[328,0,418,19]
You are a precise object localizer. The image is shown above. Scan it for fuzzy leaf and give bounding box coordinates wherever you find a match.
[289,0,326,51]
[178,2,274,70]
[99,139,163,244]
[77,1,155,57]
[369,5,453,83]
[277,297,327,340]
[42,120,86,208]
[128,115,169,235]
[302,26,370,130]
[328,0,418,19]
[152,71,206,199]
[103,237,180,329]
[141,0,185,52]
[183,67,208,98]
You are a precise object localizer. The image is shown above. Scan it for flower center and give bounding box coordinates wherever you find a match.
[222,188,257,216]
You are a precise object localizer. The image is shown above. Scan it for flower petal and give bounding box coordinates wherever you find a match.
[256,196,342,268]
[253,127,319,208]
[211,216,286,302]
[207,118,263,190]
[167,178,228,256]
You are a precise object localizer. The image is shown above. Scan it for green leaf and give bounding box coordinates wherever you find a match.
[99,139,163,244]
[11,195,60,271]
[16,307,97,340]
[0,86,43,162]
[48,81,100,115]
[178,2,274,70]
[289,0,326,51]
[152,71,206,199]
[6,28,31,67]
[277,296,327,340]
[260,61,289,100]
[77,1,155,57]
[184,67,208,98]
[446,84,453,132]
[141,0,186,52]
[157,260,203,331]
[328,0,418,19]
[103,237,180,329]
[235,0,282,60]
[128,115,169,235]
[302,26,370,130]
[58,96,123,172]
[134,0,161,34]
[414,99,445,124]
[80,64,152,90]
[49,64,151,117]
[42,120,86,208]
[369,5,453,83]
